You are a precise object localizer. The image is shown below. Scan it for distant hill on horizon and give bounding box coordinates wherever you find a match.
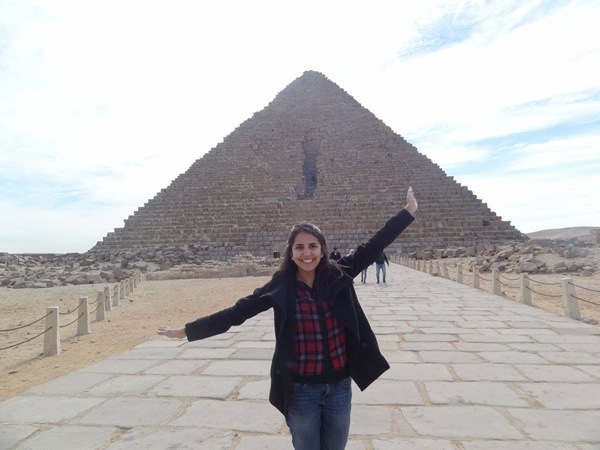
[525,226,598,241]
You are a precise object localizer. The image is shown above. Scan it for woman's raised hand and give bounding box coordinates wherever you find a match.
[405,186,418,215]
[157,326,186,339]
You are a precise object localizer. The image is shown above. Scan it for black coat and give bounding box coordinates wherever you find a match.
[184,209,415,417]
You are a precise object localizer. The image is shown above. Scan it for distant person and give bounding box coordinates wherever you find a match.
[329,247,342,261]
[158,187,418,449]
[360,264,369,283]
[375,251,389,283]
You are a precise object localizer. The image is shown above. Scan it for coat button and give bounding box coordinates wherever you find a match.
[275,369,281,374]
[362,343,368,348]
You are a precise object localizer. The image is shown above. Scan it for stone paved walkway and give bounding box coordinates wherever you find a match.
[2,263,600,449]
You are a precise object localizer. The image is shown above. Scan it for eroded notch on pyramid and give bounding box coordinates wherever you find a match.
[300,132,320,199]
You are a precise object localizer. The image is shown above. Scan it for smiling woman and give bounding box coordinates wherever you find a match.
[157,187,418,449]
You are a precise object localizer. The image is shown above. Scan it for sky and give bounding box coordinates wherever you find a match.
[0,0,599,254]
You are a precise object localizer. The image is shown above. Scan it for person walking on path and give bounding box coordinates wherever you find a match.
[158,187,418,450]
[360,264,369,283]
[375,251,389,284]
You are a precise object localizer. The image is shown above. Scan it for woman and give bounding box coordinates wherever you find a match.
[158,186,418,449]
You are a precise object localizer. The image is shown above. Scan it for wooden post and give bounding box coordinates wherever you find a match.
[520,273,532,306]
[561,277,581,319]
[77,296,91,335]
[442,263,449,279]
[96,291,105,321]
[492,268,501,295]
[457,265,463,284]
[43,306,60,356]
[473,270,480,289]
[119,281,125,300]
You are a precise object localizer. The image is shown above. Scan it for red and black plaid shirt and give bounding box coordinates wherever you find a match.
[292,282,348,382]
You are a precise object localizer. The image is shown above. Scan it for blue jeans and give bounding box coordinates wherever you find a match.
[376,263,386,283]
[360,268,368,282]
[286,377,352,449]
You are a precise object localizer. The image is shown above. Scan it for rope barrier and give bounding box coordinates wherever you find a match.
[477,274,493,282]
[59,312,85,329]
[571,294,600,307]
[498,273,520,281]
[528,277,562,286]
[58,302,82,316]
[89,301,102,314]
[525,285,563,298]
[497,278,519,288]
[568,282,600,294]
[0,311,53,332]
[0,327,52,351]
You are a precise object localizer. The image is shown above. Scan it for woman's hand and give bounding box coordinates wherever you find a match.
[405,186,418,215]
[157,326,186,339]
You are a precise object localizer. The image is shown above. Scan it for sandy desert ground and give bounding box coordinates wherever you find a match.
[1,255,599,403]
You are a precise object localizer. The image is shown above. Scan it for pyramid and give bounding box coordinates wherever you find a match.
[92,71,524,259]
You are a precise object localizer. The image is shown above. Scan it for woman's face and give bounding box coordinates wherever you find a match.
[291,231,323,274]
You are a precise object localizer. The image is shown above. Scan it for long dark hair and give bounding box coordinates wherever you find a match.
[275,221,344,296]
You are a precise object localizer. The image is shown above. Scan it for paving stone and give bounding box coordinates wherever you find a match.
[178,348,236,359]
[0,396,104,423]
[385,351,420,363]
[402,406,522,439]
[373,437,456,449]
[150,375,241,399]
[106,427,236,449]
[382,363,453,381]
[135,339,187,348]
[402,334,459,342]
[538,351,600,364]
[517,383,600,409]
[0,424,38,449]
[353,380,423,405]
[452,364,526,381]
[350,405,393,435]
[419,351,481,363]
[508,343,561,352]
[453,342,510,351]
[235,435,293,449]
[143,359,209,375]
[515,364,595,382]
[462,441,583,450]
[15,425,115,450]
[171,399,284,432]
[425,381,528,407]
[80,358,158,374]
[233,341,275,349]
[85,374,165,396]
[400,342,455,351]
[202,359,270,376]
[25,372,113,395]
[459,334,534,343]
[77,398,182,427]
[577,364,600,379]
[508,409,600,441]
[237,379,270,400]
[478,351,548,364]
[230,348,275,359]
[110,347,185,359]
